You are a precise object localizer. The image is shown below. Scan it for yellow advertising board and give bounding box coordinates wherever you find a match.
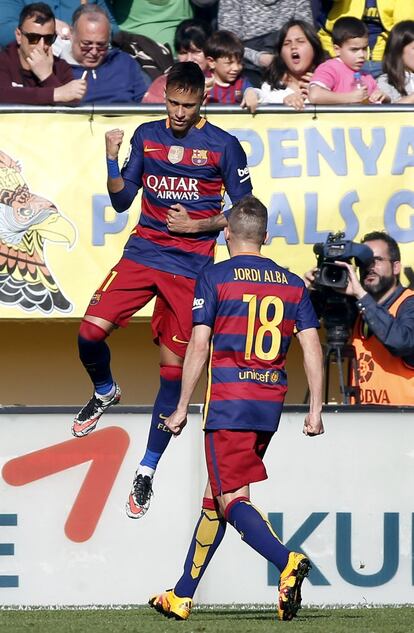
[0,110,413,319]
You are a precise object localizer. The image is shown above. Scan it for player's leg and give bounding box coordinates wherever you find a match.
[149,483,226,620]
[208,430,311,621]
[72,315,121,437]
[126,273,195,518]
[73,258,155,437]
[126,343,183,518]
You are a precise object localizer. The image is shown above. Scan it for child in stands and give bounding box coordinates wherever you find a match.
[308,16,388,104]
[205,30,252,104]
[242,19,325,112]
[377,20,414,103]
[142,18,212,103]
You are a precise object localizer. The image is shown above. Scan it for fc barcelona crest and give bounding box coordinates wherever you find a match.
[90,291,102,306]
[168,145,184,164]
[192,149,208,166]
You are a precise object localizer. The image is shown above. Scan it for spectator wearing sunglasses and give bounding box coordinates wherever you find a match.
[57,4,150,104]
[0,2,86,104]
[0,0,119,50]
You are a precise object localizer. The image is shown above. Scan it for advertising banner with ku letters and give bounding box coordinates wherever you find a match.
[1,409,413,606]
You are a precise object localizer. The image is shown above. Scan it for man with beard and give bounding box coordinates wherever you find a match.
[306,231,414,405]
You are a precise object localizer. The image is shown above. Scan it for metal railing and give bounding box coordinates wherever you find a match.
[1,103,414,115]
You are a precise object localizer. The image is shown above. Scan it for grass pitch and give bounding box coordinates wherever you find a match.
[0,605,413,633]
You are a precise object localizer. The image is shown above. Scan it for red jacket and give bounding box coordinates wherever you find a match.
[0,42,73,105]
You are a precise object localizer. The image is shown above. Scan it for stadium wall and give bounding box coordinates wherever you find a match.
[1,407,414,606]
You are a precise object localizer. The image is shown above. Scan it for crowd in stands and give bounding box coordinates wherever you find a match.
[1,0,414,106]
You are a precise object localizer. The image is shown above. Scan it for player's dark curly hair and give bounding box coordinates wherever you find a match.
[166,61,205,95]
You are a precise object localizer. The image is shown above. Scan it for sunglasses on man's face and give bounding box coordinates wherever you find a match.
[20,30,57,45]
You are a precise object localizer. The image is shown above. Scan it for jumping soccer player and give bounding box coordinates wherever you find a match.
[72,61,253,519]
[150,194,324,621]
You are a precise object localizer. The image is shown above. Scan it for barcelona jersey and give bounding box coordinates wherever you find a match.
[120,117,252,279]
[206,76,252,104]
[193,254,319,432]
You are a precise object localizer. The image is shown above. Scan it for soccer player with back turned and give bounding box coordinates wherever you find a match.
[72,61,253,518]
[150,195,325,621]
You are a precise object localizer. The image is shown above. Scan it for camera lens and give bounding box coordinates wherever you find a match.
[319,263,348,288]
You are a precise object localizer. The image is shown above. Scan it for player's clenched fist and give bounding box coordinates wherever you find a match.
[105,129,124,160]
[165,409,187,436]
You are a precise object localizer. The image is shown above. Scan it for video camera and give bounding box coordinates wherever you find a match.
[310,232,373,348]
[313,232,373,290]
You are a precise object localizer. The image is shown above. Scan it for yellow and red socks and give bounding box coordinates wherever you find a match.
[225,497,289,572]
[174,497,226,599]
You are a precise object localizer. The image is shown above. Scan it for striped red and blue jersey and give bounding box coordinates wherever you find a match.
[206,76,252,104]
[193,254,319,432]
[120,117,252,279]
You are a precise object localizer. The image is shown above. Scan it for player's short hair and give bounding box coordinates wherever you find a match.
[174,18,212,54]
[205,30,244,62]
[332,17,368,46]
[228,195,268,244]
[19,2,55,27]
[362,231,401,262]
[166,61,205,95]
[72,3,109,28]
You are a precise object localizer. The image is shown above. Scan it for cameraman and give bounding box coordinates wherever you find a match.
[305,231,414,406]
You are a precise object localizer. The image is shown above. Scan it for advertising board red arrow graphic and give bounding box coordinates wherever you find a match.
[2,426,130,543]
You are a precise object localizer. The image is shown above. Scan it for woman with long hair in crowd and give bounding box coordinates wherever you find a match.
[377,20,414,103]
[242,19,326,112]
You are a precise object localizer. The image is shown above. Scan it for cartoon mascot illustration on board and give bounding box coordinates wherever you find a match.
[0,150,75,314]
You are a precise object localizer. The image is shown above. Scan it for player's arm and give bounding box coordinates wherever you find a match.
[106,129,141,212]
[193,212,228,231]
[166,204,227,233]
[296,326,324,436]
[165,324,212,435]
[221,135,252,202]
[106,129,125,193]
[295,282,324,434]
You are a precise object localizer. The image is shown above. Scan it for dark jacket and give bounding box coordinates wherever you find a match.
[0,0,119,49]
[71,48,150,104]
[0,42,73,104]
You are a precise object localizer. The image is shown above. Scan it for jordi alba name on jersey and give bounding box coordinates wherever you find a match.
[193,254,319,432]
[121,118,252,279]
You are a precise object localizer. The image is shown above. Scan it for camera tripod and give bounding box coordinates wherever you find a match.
[303,335,361,405]
[323,340,361,405]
